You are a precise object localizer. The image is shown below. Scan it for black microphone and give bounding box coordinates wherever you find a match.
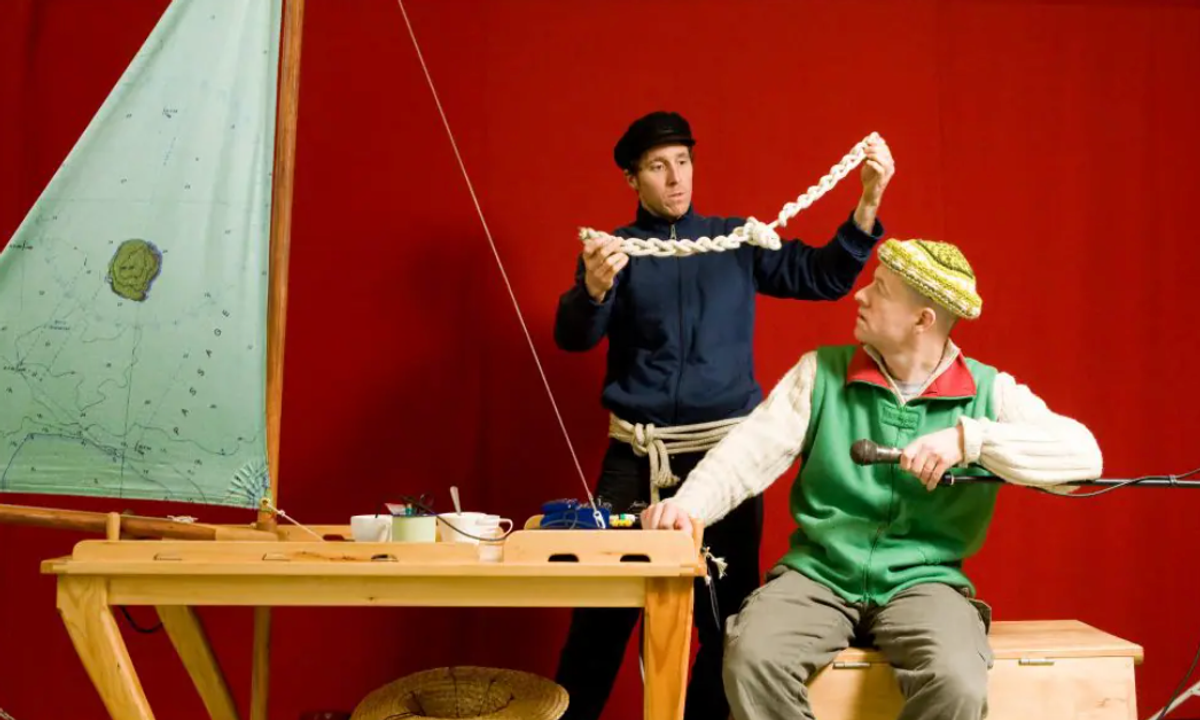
[850,439,902,466]
[849,439,1200,489]
[850,438,997,486]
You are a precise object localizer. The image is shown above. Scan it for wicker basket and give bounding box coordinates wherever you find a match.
[350,666,568,720]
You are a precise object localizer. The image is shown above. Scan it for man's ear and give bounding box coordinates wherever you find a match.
[624,169,638,190]
[915,306,939,333]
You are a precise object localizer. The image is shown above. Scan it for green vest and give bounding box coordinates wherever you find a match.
[778,345,1000,605]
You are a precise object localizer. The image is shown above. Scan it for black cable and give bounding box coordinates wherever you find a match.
[119,606,162,634]
[376,496,513,543]
[956,464,1200,716]
[1031,463,1200,717]
[1154,631,1200,719]
[1046,466,1200,498]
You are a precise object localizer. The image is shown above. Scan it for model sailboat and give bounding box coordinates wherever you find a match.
[0,0,300,539]
[0,2,306,718]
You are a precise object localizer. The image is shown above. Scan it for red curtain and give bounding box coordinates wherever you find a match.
[2,1,1198,718]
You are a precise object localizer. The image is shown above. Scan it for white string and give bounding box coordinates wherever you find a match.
[262,501,324,541]
[394,0,604,527]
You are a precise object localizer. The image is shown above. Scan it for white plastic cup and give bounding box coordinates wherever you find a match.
[476,515,513,562]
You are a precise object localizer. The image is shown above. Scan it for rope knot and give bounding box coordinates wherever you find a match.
[743,218,782,248]
[629,422,657,454]
[608,413,746,504]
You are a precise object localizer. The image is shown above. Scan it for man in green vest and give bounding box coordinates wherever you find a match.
[640,238,1102,720]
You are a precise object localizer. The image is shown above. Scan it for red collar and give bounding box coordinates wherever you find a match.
[845,347,976,399]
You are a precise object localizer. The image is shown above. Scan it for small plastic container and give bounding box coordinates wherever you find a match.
[476,515,510,562]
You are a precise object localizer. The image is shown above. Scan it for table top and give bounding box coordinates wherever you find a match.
[41,527,707,579]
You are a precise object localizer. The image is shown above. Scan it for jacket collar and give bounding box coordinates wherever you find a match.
[846,341,976,401]
[634,202,694,235]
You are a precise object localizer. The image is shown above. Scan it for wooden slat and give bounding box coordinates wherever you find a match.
[69,539,478,564]
[504,528,702,571]
[109,575,647,608]
[156,606,240,720]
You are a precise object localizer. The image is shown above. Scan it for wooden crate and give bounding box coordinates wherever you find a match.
[807,619,1143,720]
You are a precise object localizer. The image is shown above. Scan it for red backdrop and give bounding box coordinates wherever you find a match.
[2,1,1199,718]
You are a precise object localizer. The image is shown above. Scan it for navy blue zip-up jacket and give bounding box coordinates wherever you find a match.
[555,204,883,427]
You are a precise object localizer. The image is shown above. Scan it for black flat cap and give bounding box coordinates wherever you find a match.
[613,111,696,171]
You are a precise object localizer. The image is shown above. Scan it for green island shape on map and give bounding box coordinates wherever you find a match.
[107,238,162,302]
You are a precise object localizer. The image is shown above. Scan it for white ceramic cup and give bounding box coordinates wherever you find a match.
[436,512,486,543]
[437,512,513,545]
[350,514,392,542]
[390,515,437,543]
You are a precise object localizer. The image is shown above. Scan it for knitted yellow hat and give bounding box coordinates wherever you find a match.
[877,239,982,319]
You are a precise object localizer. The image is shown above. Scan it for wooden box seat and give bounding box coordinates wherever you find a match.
[806,619,1143,720]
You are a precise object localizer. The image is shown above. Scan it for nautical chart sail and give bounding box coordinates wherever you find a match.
[0,0,282,508]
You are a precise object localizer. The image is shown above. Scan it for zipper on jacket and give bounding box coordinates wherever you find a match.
[863,525,884,603]
[671,222,684,424]
[862,454,899,604]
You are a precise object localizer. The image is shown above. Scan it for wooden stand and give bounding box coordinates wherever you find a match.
[42,525,705,720]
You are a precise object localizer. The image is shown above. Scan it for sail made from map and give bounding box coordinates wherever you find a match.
[0,0,283,508]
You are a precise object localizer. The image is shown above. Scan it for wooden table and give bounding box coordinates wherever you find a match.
[41,525,705,720]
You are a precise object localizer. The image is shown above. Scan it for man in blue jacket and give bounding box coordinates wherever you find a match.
[553,110,894,720]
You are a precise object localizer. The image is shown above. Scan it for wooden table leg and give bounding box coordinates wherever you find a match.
[157,605,240,720]
[250,606,271,720]
[57,577,155,720]
[643,577,694,720]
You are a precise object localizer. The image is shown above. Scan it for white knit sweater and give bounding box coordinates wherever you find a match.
[667,342,1104,526]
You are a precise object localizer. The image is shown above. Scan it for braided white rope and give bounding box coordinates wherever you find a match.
[607,413,745,504]
[580,132,880,258]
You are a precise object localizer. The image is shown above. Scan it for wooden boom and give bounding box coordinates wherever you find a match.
[0,502,277,541]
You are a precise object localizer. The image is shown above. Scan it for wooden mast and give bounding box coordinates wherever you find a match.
[252,0,306,718]
[259,0,305,531]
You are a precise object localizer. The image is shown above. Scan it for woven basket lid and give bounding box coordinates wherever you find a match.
[351,666,568,720]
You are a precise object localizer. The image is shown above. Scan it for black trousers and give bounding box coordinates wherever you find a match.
[554,440,764,720]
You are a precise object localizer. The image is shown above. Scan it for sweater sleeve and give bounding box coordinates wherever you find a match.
[751,211,883,300]
[958,371,1103,491]
[553,254,618,352]
[666,352,818,524]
